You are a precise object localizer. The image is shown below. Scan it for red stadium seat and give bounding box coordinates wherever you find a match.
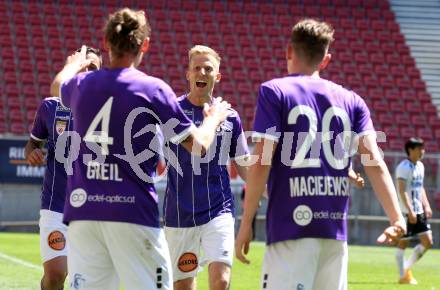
[417,128,432,140]
[424,141,439,152]
[10,122,27,135]
[389,139,404,151]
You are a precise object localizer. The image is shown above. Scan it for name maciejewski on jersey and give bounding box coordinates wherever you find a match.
[290,176,350,197]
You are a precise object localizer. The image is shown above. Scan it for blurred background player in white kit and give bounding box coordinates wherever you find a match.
[395,137,433,285]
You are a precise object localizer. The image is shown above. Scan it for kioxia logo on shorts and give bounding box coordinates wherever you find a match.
[47,230,66,250]
[178,252,198,272]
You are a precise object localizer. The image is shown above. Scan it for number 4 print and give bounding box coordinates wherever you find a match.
[83,97,114,155]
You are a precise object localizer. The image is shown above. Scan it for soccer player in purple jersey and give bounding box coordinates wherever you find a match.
[25,47,101,290]
[163,45,249,290]
[235,19,406,290]
[50,8,231,290]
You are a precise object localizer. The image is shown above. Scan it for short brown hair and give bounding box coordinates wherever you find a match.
[104,8,151,58]
[291,19,334,66]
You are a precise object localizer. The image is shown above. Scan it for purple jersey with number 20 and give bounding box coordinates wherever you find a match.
[60,68,193,227]
[253,74,374,244]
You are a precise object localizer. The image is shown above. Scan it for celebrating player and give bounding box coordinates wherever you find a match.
[235,19,405,290]
[26,46,101,290]
[50,8,230,290]
[163,45,249,290]
[395,137,433,285]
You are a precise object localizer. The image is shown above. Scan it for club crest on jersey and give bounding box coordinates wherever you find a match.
[216,120,233,133]
[55,120,67,135]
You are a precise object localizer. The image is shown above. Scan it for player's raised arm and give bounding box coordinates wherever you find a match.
[50,45,92,98]
[358,134,406,244]
[179,97,231,155]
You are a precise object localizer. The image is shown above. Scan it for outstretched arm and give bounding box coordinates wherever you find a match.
[50,45,92,97]
[358,134,406,244]
[235,139,276,264]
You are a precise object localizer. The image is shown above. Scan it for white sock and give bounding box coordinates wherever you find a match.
[405,244,426,269]
[396,248,405,278]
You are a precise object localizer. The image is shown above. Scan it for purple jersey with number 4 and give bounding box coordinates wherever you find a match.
[31,97,73,213]
[60,68,193,227]
[164,95,249,227]
[253,74,374,244]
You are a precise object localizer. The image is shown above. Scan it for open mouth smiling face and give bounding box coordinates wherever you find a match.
[187,54,221,97]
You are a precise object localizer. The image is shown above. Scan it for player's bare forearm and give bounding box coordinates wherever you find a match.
[359,135,404,225]
[242,141,274,225]
[181,98,231,155]
[233,160,248,182]
[181,116,219,155]
[364,161,404,224]
[50,45,92,97]
[50,65,81,97]
[243,164,269,225]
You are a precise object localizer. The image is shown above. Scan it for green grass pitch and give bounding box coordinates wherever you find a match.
[0,233,438,290]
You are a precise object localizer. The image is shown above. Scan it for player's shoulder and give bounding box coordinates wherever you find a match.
[131,69,172,91]
[416,160,425,169]
[224,107,242,126]
[176,94,187,103]
[40,97,62,108]
[397,159,412,170]
[260,76,289,92]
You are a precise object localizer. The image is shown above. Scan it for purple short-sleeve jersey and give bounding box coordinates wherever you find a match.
[164,95,249,227]
[60,68,193,227]
[253,75,374,244]
[30,97,73,213]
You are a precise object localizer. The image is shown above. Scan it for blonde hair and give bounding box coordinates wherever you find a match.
[104,8,151,58]
[188,45,221,69]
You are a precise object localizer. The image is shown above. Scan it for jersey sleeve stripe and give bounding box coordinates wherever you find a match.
[251,132,279,142]
[356,130,377,138]
[230,153,250,161]
[30,133,47,142]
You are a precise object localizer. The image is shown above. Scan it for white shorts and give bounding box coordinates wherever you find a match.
[39,209,68,263]
[164,213,235,282]
[261,238,347,290]
[67,221,172,290]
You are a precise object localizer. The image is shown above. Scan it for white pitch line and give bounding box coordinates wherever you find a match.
[0,251,42,272]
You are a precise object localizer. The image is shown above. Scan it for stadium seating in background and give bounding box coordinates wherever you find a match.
[0,0,439,152]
